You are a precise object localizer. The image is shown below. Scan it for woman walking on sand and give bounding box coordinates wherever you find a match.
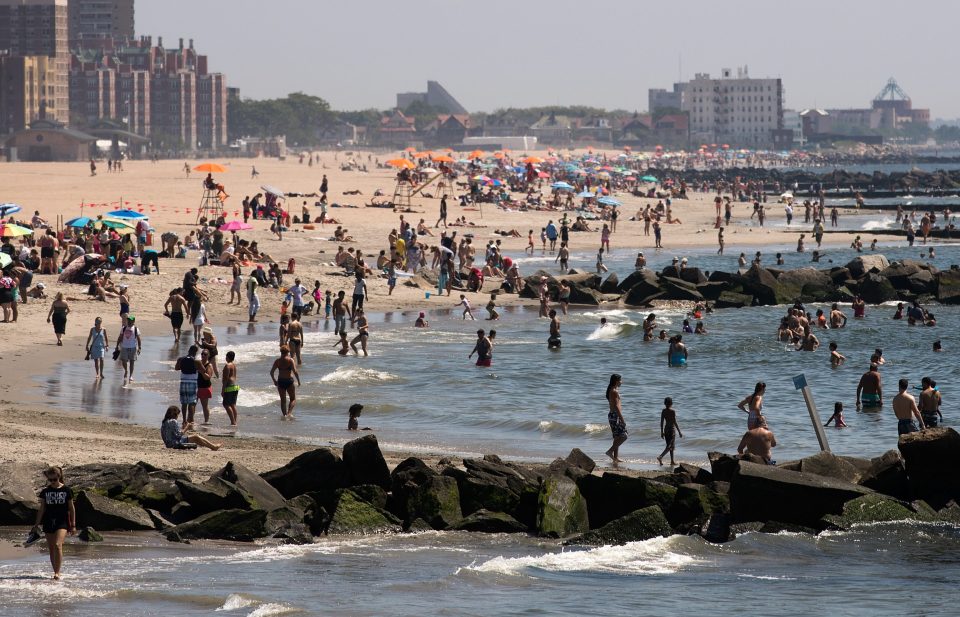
[84,316,109,380]
[605,373,628,463]
[47,292,70,346]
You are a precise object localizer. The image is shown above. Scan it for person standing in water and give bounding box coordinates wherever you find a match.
[668,334,688,366]
[657,397,683,466]
[892,378,925,435]
[221,350,239,426]
[856,363,883,410]
[351,308,370,356]
[738,382,766,429]
[548,309,561,349]
[605,374,627,463]
[33,466,75,580]
[163,288,188,342]
[717,227,724,255]
[84,317,109,380]
[468,328,492,367]
[270,345,300,420]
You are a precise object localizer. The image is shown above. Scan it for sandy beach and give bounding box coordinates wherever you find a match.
[0,151,859,475]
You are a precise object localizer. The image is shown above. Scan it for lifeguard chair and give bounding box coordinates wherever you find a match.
[197,187,225,223]
[391,178,414,212]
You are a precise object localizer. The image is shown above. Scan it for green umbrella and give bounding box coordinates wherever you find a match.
[641,175,658,183]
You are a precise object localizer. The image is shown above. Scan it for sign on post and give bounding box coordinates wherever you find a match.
[794,373,830,452]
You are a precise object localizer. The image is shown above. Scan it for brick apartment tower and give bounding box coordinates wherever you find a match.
[0,0,70,133]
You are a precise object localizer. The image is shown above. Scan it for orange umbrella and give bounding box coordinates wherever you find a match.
[413,150,433,159]
[404,147,417,152]
[521,156,544,164]
[193,163,227,173]
[492,151,505,159]
[431,154,454,163]
[468,150,486,159]
[386,159,416,169]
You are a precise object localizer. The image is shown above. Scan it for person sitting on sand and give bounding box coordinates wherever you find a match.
[160,406,222,450]
[417,219,435,237]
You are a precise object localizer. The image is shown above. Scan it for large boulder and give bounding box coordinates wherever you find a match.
[175,478,250,515]
[905,269,936,294]
[0,464,40,524]
[859,450,910,499]
[443,456,542,528]
[668,483,730,527]
[74,490,154,531]
[729,461,873,526]
[624,284,664,307]
[936,268,960,304]
[821,494,935,530]
[68,462,188,511]
[618,269,658,293]
[535,474,589,538]
[342,435,391,490]
[261,448,351,498]
[846,254,890,279]
[696,281,730,301]
[404,475,462,530]
[858,273,898,304]
[881,260,923,288]
[166,509,267,542]
[576,473,676,529]
[566,506,671,546]
[898,427,960,507]
[564,449,596,474]
[326,490,402,535]
[599,273,620,294]
[450,509,528,533]
[778,268,835,302]
[678,268,708,285]
[659,277,704,302]
[212,462,286,512]
[797,451,862,484]
[714,291,753,309]
[567,283,603,306]
[740,265,790,305]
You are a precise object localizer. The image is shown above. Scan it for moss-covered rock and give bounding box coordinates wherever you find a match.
[165,508,267,542]
[327,490,401,535]
[577,473,677,529]
[405,476,462,530]
[450,509,528,534]
[566,506,671,546]
[536,475,589,538]
[669,483,730,527]
[821,494,936,530]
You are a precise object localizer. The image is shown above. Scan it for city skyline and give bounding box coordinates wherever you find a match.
[138,0,957,117]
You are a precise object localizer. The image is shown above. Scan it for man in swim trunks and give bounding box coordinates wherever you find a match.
[737,417,777,464]
[333,290,351,336]
[856,363,883,410]
[270,344,300,419]
[468,328,492,367]
[221,350,239,426]
[164,288,188,342]
[174,345,199,427]
[892,378,925,435]
[918,377,942,428]
[830,303,847,329]
[548,309,561,349]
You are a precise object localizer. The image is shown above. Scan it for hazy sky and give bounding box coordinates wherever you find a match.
[139,0,957,118]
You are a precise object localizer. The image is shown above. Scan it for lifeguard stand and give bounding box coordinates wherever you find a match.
[197,187,225,223]
[391,178,414,211]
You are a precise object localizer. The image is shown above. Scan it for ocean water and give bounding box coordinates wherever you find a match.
[3,523,959,616]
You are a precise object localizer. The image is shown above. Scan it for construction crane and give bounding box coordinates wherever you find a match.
[874,78,911,103]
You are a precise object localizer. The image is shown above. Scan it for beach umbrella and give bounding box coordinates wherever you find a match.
[551,182,575,191]
[521,156,544,164]
[419,167,440,175]
[468,150,486,159]
[492,152,505,159]
[0,223,32,237]
[430,154,455,163]
[193,163,227,173]
[0,253,11,268]
[219,220,253,232]
[0,203,22,217]
[260,185,286,198]
[576,190,596,199]
[96,218,136,230]
[386,158,415,169]
[597,197,621,207]
[641,175,658,183]
[625,176,637,181]
[65,216,93,227]
[538,171,551,179]
[106,209,148,219]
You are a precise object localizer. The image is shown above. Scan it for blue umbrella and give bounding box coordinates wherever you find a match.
[576,190,596,199]
[551,182,575,191]
[0,203,22,217]
[65,216,93,227]
[598,197,621,207]
[106,209,148,219]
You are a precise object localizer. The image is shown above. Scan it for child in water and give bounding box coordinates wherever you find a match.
[333,331,349,356]
[324,290,333,320]
[347,403,364,430]
[486,294,500,320]
[414,312,428,328]
[824,401,848,428]
[657,397,683,465]
[829,342,846,368]
[457,294,475,320]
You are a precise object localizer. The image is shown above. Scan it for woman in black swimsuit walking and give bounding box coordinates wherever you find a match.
[33,466,75,580]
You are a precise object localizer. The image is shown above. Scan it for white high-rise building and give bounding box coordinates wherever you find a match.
[682,67,784,147]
